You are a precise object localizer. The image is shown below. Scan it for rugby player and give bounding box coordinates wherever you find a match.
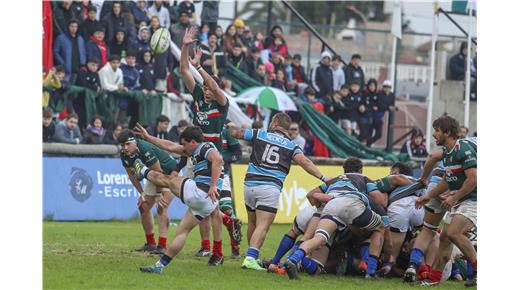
[118,129,178,254]
[180,26,242,257]
[415,116,477,287]
[137,126,226,273]
[227,112,326,271]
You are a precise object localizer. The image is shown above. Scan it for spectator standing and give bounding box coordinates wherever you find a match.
[132,0,152,25]
[253,63,270,86]
[137,49,156,95]
[43,108,56,143]
[149,0,170,29]
[53,19,86,81]
[344,80,363,136]
[267,37,288,59]
[331,55,345,91]
[168,119,188,143]
[459,126,469,139]
[305,88,329,157]
[449,42,468,80]
[133,26,151,52]
[151,16,174,93]
[200,33,226,76]
[241,26,255,51]
[254,32,265,50]
[108,28,130,58]
[147,115,171,140]
[86,25,110,67]
[359,78,378,144]
[368,80,396,147]
[178,0,196,23]
[329,91,348,125]
[343,53,365,89]
[222,24,244,55]
[214,25,224,46]
[201,0,219,33]
[288,122,306,150]
[263,25,286,50]
[70,1,88,23]
[84,115,106,144]
[75,57,101,129]
[119,51,140,126]
[53,0,83,39]
[53,113,83,144]
[291,54,308,84]
[80,6,100,40]
[170,11,195,49]
[244,47,263,78]
[102,1,133,45]
[103,122,124,145]
[310,51,334,100]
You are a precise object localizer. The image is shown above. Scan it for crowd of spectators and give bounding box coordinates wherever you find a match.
[43,0,400,157]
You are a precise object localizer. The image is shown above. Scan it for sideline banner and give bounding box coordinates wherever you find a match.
[43,157,188,220]
[231,165,390,223]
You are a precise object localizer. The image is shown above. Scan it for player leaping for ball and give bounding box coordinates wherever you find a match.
[227,112,326,271]
[137,126,226,273]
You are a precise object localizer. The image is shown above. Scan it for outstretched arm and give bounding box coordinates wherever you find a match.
[180,26,198,93]
[189,46,228,107]
[226,123,246,140]
[419,149,443,184]
[293,153,324,181]
[133,123,187,156]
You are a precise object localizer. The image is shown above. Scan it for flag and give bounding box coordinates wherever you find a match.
[391,1,402,39]
[43,0,53,70]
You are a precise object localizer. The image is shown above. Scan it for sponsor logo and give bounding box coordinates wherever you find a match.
[279,181,311,217]
[446,176,458,182]
[96,171,141,198]
[69,167,93,203]
[196,112,210,125]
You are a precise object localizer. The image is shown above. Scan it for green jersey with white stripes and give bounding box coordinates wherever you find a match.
[442,139,477,202]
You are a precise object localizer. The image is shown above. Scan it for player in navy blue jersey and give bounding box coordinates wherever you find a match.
[227,112,326,270]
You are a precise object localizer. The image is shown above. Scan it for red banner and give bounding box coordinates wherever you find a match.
[42,0,53,70]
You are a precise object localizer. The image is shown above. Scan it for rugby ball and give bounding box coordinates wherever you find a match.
[150,28,171,55]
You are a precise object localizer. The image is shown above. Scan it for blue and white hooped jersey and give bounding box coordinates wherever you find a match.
[243,129,303,190]
[192,142,223,192]
[319,173,373,195]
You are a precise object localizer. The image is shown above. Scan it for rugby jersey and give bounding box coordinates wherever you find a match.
[191,142,224,192]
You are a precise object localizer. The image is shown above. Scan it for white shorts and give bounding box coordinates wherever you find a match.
[179,157,194,178]
[321,195,382,231]
[292,206,317,235]
[443,199,477,227]
[388,196,424,233]
[244,184,280,213]
[222,174,231,192]
[180,179,217,220]
[425,187,456,215]
[143,179,171,196]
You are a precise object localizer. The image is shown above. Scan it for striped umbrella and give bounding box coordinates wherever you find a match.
[234,86,297,111]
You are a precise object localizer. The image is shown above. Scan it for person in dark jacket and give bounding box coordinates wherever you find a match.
[343,53,365,89]
[328,91,348,124]
[86,25,110,67]
[108,28,131,58]
[400,129,428,162]
[449,42,468,81]
[359,78,378,144]
[53,0,83,39]
[310,51,334,100]
[368,80,397,147]
[53,19,86,80]
[147,115,172,140]
[103,122,124,145]
[244,47,263,78]
[168,119,189,143]
[272,69,288,91]
[263,25,284,50]
[119,51,140,128]
[344,80,363,136]
[83,115,106,144]
[201,0,219,33]
[80,5,100,40]
[137,49,156,94]
[133,26,151,52]
[200,33,226,76]
[132,0,151,25]
[75,57,101,130]
[228,44,247,71]
[102,1,133,45]
[291,54,309,84]
[43,107,56,143]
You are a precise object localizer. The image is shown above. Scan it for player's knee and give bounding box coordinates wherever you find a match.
[315,229,330,247]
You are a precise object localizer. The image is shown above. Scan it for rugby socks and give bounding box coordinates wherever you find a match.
[201,240,211,251]
[288,248,306,264]
[271,234,296,264]
[222,214,233,229]
[157,254,172,267]
[146,233,156,245]
[367,255,379,276]
[287,240,303,257]
[470,260,477,276]
[246,247,259,260]
[213,240,223,257]
[301,257,318,275]
[360,242,370,262]
[409,248,425,267]
[158,236,167,248]
[428,269,443,283]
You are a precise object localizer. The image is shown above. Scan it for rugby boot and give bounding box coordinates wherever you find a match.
[195,247,211,257]
[464,274,477,287]
[285,260,300,280]
[404,264,417,282]
[241,257,265,271]
[208,254,224,266]
[135,243,157,252]
[139,264,163,274]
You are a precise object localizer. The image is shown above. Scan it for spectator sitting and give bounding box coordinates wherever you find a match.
[253,63,270,86]
[170,10,194,48]
[86,24,110,67]
[459,126,469,139]
[234,18,245,39]
[80,5,100,40]
[368,80,396,146]
[99,54,124,91]
[119,51,140,126]
[305,89,329,157]
[344,53,365,89]
[108,28,130,58]
[272,69,287,91]
[291,54,309,84]
[42,66,62,108]
[43,107,56,143]
[76,57,100,91]
[244,47,263,78]
[344,80,363,136]
[329,91,348,125]
[400,129,428,161]
[222,76,236,97]
[53,19,86,80]
[254,32,265,50]
[149,0,170,29]
[103,122,124,145]
[310,51,334,100]
[178,0,196,22]
[132,0,152,25]
[284,55,294,83]
[241,26,255,51]
[133,26,151,52]
[268,36,288,59]
[149,15,161,35]
[200,33,226,76]
[83,115,106,144]
[228,44,247,71]
[137,49,156,95]
[264,61,275,84]
[222,24,244,55]
[214,25,224,45]
[168,119,189,143]
[47,66,72,120]
[199,23,210,42]
[147,115,171,140]
[449,42,468,81]
[263,25,286,51]
[271,52,285,75]
[53,113,82,144]
[331,55,345,91]
[288,122,306,150]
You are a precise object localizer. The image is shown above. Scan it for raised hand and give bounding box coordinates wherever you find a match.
[189,47,203,67]
[133,123,150,140]
[182,26,198,46]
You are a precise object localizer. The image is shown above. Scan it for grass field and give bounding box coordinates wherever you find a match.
[43,221,466,290]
